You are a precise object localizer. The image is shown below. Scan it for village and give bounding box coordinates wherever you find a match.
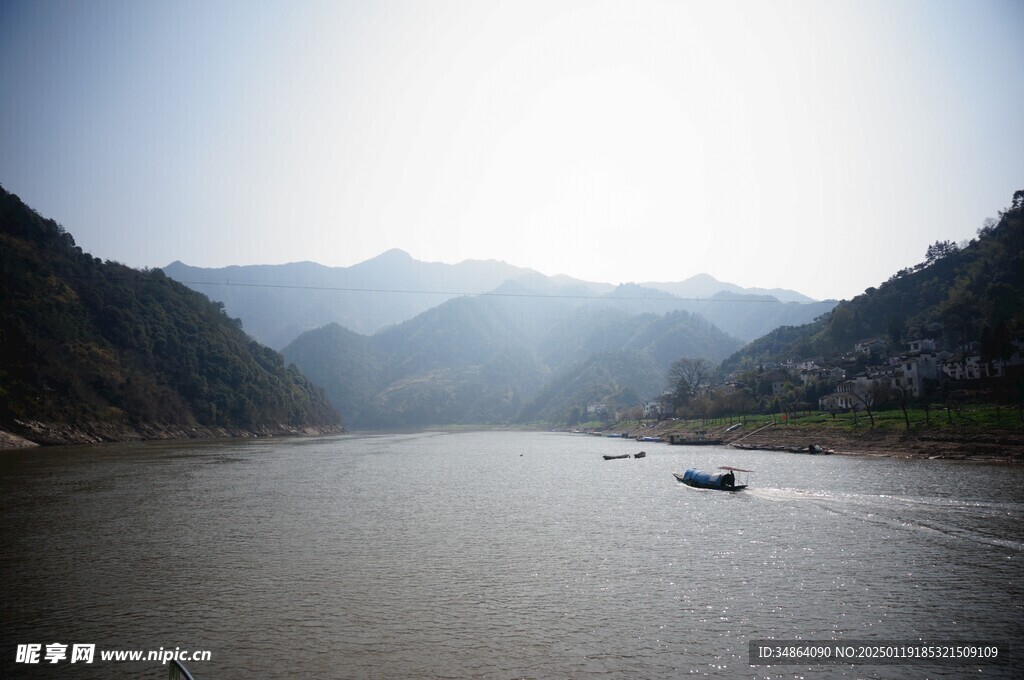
[800,335,1024,413]
[582,334,1024,425]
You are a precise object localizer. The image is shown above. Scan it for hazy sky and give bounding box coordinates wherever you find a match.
[1,0,1021,301]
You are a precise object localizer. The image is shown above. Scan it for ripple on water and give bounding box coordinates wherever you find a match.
[2,432,1022,679]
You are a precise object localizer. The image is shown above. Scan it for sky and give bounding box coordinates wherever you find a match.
[1,0,1021,301]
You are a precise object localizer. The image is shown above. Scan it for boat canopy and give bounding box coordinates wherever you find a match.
[717,466,753,472]
[677,467,749,491]
[682,468,731,488]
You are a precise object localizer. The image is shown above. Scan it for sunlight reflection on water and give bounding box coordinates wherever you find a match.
[2,432,1021,679]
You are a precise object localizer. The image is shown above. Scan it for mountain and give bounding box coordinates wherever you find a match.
[164,251,606,348]
[678,291,837,345]
[0,187,340,444]
[721,190,1024,372]
[282,291,743,428]
[165,255,830,348]
[643,273,817,303]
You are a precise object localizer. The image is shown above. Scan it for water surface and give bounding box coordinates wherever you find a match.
[2,431,1021,678]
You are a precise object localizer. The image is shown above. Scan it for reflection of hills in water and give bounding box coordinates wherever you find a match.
[748,487,1024,552]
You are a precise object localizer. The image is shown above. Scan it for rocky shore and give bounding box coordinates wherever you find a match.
[596,421,1024,463]
[0,419,345,450]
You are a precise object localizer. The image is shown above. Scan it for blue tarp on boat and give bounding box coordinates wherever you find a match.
[679,467,740,490]
[683,468,726,487]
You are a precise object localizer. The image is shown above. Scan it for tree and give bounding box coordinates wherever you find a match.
[977,217,998,239]
[667,357,712,410]
[623,405,644,422]
[849,380,891,429]
[886,316,904,348]
[924,240,958,266]
[896,386,913,431]
[566,406,582,426]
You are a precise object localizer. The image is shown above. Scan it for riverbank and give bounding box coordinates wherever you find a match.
[589,419,1024,463]
[0,419,345,450]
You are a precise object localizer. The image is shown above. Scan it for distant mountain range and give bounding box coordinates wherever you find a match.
[163,250,836,428]
[7,178,1016,441]
[164,251,835,348]
[641,273,817,304]
[281,290,742,428]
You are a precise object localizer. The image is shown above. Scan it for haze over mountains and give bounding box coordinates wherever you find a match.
[4,181,1020,440]
[281,292,741,429]
[164,251,835,349]
[162,251,837,428]
[1,180,838,439]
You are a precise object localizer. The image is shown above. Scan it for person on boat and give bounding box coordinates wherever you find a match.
[722,471,735,489]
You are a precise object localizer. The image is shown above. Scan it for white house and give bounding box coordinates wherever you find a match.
[942,353,1003,381]
[643,400,662,419]
[820,375,881,412]
[894,352,939,397]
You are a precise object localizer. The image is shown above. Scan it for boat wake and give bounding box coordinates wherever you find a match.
[747,487,1024,552]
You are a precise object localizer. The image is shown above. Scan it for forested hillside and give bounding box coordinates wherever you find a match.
[722,190,1024,372]
[283,292,742,428]
[0,187,340,444]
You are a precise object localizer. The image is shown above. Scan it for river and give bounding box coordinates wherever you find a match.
[2,431,1021,678]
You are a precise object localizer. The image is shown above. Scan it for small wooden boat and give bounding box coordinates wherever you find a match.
[673,466,752,491]
[667,432,724,446]
[633,451,646,459]
[602,453,631,460]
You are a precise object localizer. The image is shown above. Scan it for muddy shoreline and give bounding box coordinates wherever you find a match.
[0,419,345,450]
[5,418,1022,463]
[594,421,1024,463]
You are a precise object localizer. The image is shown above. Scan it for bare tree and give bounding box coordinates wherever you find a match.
[668,358,712,410]
[896,386,913,431]
[623,405,644,424]
[849,381,891,429]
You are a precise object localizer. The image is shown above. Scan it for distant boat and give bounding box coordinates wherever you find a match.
[637,436,663,442]
[603,453,631,460]
[673,466,752,491]
[633,451,646,459]
[667,432,724,446]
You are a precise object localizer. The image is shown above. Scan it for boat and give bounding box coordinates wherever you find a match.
[637,436,664,442]
[633,451,646,459]
[667,433,724,446]
[667,430,724,446]
[673,466,752,491]
[602,453,631,460]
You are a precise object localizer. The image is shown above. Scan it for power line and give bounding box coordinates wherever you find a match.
[173,278,820,304]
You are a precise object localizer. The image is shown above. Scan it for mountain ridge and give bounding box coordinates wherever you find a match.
[721,189,1024,375]
[642,273,819,304]
[165,254,833,348]
[281,291,744,429]
[0,186,341,446]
